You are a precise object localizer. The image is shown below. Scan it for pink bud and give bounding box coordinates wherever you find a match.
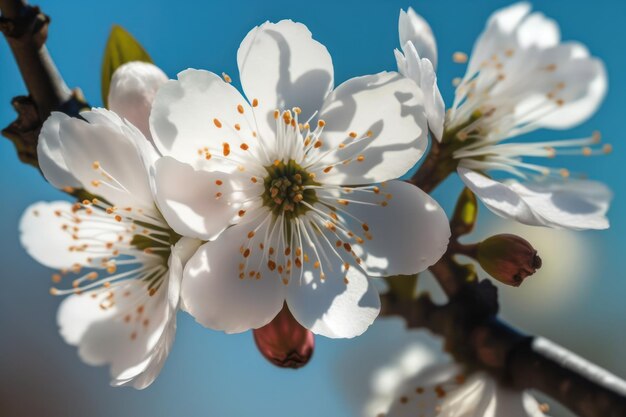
[476,234,542,287]
[253,304,314,369]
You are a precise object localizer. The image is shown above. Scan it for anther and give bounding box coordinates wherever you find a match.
[452,51,468,63]
[592,131,601,143]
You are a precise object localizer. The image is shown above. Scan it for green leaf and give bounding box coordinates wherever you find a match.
[101,25,153,107]
[450,187,477,237]
[384,274,419,300]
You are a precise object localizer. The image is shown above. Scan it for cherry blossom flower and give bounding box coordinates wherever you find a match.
[149,20,451,338]
[381,331,550,417]
[19,62,198,389]
[401,3,611,230]
[338,322,550,417]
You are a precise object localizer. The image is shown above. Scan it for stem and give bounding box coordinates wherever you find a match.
[510,336,626,417]
[428,255,464,296]
[0,0,87,167]
[0,0,70,118]
[408,121,479,192]
[380,288,626,417]
[407,138,456,193]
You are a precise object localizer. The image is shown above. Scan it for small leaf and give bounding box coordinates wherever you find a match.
[450,187,477,237]
[385,274,419,300]
[101,25,153,107]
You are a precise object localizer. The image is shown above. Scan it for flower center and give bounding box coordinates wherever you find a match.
[263,159,318,219]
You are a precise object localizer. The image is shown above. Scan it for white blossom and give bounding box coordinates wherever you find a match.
[20,63,197,389]
[148,20,451,338]
[400,2,611,230]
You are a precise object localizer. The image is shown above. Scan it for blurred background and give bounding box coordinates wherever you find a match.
[1,0,624,415]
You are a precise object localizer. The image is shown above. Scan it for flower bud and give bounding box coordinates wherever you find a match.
[476,234,542,287]
[253,304,314,369]
[450,187,478,237]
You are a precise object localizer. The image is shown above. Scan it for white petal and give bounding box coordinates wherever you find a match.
[314,72,428,185]
[341,325,452,417]
[460,3,606,134]
[153,157,255,240]
[398,42,445,140]
[529,47,606,130]
[419,57,445,141]
[394,48,408,77]
[19,201,125,269]
[459,167,611,230]
[509,179,611,230]
[237,20,333,141]
[516,11,560,49]
[491,42,607,133]
[112,237,200,388]
[57,264,177,389]
[399,7,437,68]
[466,2,532,78]
[385,362,467,417]
[286,250,380,339]
[441,374,496,417]
[339,181,450,277]
[181,217,286,333]
[37,112,81,190]
[488,2,532,33]
[491,384,548,417]
[149,69,263,168]
[59,109,155,211]
[458,167,541,225]
[108,62,168,140]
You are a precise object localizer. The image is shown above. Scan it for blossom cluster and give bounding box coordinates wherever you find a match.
[18,2,610,414]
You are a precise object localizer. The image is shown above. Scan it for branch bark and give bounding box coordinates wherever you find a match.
[0,0,87,167]
[381,282,626,417]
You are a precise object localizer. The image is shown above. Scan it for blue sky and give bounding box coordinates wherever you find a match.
[1,1,625,416]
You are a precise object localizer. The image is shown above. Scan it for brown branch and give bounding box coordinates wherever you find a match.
[0,0,87,167]
[381,281,626,417]
[407,138,448,193]
[407,131,464,193]
[404,133,626,415]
